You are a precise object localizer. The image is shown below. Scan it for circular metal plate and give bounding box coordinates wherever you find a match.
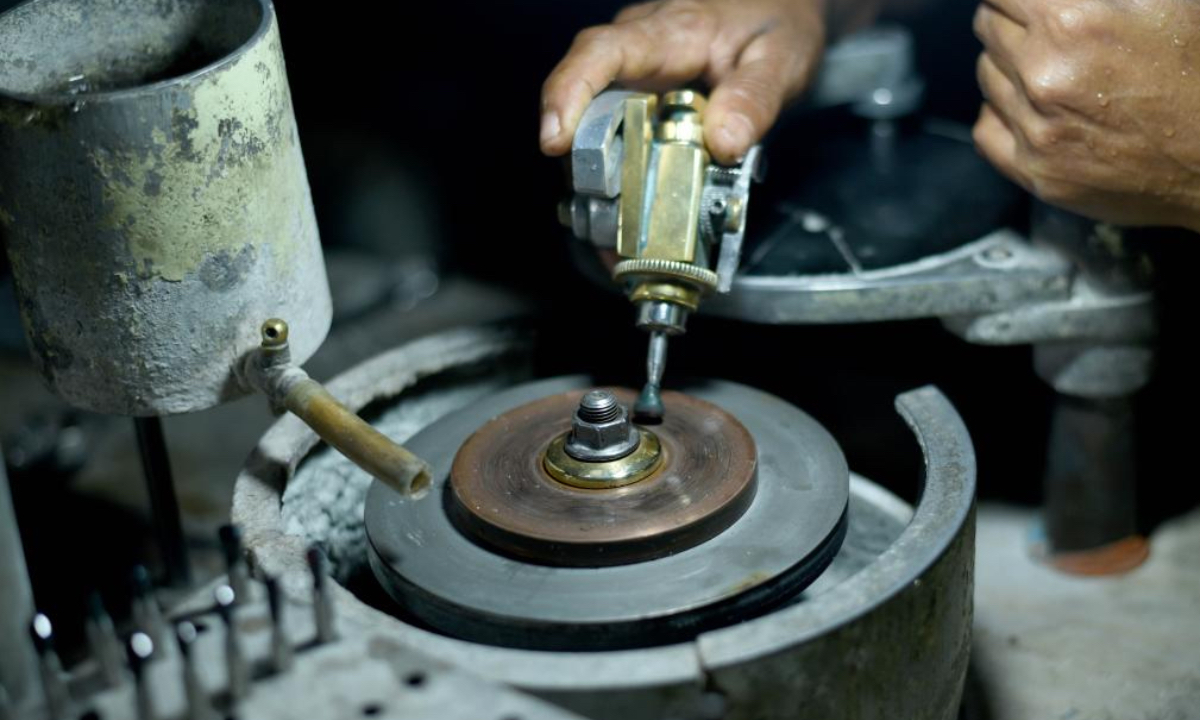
[365,376,849,650]
[448,388,758,567]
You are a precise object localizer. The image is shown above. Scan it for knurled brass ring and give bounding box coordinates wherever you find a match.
[543,428,663,489]
[613,259,719,292]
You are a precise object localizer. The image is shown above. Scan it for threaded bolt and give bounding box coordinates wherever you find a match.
[578,390,621,424]
[565,390,639,462]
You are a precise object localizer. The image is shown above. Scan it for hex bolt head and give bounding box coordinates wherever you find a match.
[564,390,640,462]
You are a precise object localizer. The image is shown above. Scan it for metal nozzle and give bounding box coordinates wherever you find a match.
[635,300,689,335]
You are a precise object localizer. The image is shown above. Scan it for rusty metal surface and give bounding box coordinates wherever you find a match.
[0,0,330,415]
[449,388,757,567]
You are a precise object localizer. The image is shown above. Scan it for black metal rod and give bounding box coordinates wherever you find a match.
[134,417,191,587]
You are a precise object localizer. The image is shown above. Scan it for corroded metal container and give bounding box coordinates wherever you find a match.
[0,0,331,415]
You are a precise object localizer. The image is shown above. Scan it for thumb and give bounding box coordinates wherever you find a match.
[704,28,821,164]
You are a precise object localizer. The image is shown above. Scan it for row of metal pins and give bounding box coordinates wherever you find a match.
[25,563,169,720]
[25,560,171,720]
[24,526,334,720]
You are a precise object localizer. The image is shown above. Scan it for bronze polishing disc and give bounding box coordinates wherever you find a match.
[448,388,757,567]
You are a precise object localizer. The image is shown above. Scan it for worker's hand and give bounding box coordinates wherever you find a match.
[973,0,1200,231]
[540,0,828,165]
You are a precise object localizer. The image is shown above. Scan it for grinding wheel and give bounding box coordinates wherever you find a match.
[365,376,849,650]
[448,388,757,567]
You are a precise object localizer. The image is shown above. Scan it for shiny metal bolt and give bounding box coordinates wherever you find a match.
[565,390,640,462]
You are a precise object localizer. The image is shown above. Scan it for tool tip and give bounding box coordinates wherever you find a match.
[633,383,665,424]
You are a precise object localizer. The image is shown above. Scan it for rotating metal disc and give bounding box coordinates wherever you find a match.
[365,376,849,650]
[448,388,758,567]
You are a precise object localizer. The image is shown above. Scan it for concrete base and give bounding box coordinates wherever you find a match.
[972,504,1200,720]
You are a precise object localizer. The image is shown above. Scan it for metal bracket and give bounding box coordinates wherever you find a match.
[571,90,635,198]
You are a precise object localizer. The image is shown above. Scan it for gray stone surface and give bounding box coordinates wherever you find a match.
[972,504,1200,720]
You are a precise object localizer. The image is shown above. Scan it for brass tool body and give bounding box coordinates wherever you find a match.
[562,89,762,420]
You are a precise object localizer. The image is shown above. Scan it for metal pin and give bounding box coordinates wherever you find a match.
[29,613,69,719]
[634,331,668,421]
[306,545,335,644]
[264,576,293,673]
[85,592,124,688]
[175,621,208,720]
[125,632,155,720]
[214,585,249,704]
[218,524,250,602]
[130,565,165,649]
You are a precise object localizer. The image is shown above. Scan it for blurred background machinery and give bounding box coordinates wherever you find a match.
[0,1,1197,719]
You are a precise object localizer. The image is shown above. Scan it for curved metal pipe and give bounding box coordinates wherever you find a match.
[240,320,431,497]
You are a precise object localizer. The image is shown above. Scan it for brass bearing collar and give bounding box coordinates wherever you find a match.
[628,281,702,312]
[543,428,663,489]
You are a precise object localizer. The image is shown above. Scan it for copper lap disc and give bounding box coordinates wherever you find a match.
[447,388,757,567]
